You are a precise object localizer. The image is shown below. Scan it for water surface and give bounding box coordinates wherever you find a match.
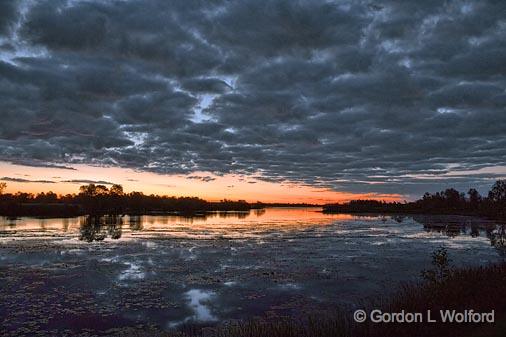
[1,208,504,336]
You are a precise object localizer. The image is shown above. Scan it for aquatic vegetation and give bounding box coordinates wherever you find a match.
[421,247,452,284]
[1,212,504,336]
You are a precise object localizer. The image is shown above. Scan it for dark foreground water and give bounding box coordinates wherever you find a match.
[0,208,504,336]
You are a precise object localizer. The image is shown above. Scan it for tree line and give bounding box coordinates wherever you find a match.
[323,180,506,220]
[0,183,251,217]
[2,180,505,219]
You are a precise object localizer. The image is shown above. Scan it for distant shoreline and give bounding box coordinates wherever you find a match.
[321,208,495,218]
[322,180,506,222]
[322,207,506,222]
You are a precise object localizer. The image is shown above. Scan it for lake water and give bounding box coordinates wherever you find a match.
[1,208,505,336]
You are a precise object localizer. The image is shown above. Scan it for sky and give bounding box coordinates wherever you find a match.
[0,0,505,202]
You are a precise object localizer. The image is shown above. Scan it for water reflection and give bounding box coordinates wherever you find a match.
[392,215,405,223]
[78,215,154,241]
[129,215,143,231]
[218,211,248,219]
[1,209,506,255]
[254,209,266,217]
[489,225,506,255]
[79,215,123,242]
[414,215,506,255]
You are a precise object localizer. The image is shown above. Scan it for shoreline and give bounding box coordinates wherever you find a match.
[322,209,506,222]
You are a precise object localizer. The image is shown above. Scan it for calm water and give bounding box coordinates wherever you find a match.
[1,208,505,335]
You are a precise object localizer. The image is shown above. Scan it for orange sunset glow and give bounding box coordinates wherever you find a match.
[0,161,401,204]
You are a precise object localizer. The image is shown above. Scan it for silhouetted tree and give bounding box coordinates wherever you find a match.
[468,188,482,211]
[487,180,506,218]
[35,191,58,203]
[0,183,255,217]
[109,184,124,196]
[324,181,506,220]
[0,182,6,194]
[489,180,506,204]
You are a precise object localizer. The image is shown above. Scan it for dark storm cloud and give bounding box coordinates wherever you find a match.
[0,1,17,34]
[181,78,232,94]
[0,0,505,198]
[7,159,76,170]
[186,175,217,182]
[62,179,115,185]
[1,177,56,184]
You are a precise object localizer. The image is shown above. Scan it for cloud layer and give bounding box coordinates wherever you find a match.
[1,0,505,197]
